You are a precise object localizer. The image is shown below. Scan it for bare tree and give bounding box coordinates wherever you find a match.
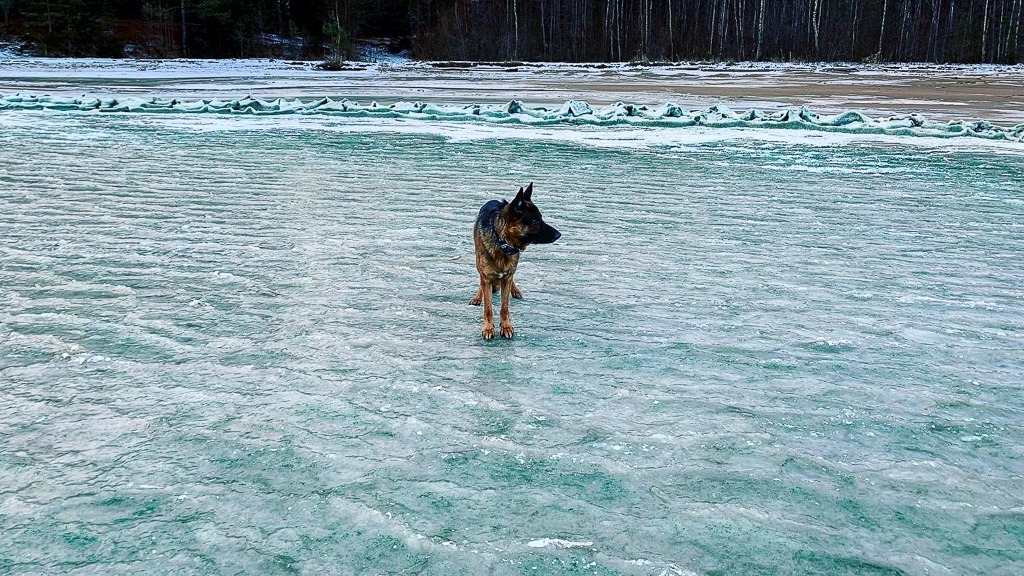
[982,0,990,61]
[878,0,890,57]
[180,0,187,56]
[1,0,12,28]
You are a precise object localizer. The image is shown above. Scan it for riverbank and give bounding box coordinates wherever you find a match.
[2,57,1023,124]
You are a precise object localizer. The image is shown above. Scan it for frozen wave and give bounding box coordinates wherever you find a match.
[2,92,1022,142]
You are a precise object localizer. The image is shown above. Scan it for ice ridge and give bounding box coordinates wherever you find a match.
[2,93,1021,142]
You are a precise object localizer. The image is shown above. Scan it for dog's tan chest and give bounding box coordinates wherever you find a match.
[477,249,518,278]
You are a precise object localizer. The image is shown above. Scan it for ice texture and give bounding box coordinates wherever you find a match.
[2,96,1023,575]
[2,92,1023,141]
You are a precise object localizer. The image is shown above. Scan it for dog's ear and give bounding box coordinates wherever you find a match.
[524,182,533,201]
[511,186,525,211]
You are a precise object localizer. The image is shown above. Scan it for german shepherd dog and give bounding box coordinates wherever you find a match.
[470,183,561,339]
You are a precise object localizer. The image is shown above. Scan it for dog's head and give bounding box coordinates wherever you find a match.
[505,183,561,249]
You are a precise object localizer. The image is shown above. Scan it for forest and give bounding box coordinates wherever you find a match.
[0,0,1021,63]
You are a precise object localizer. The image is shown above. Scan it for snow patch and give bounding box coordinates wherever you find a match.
[354,39,411,64]
[0,41,26,60]
[526,538,595,549]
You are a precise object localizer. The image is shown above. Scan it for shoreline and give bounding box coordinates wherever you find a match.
[1,57,1023,124]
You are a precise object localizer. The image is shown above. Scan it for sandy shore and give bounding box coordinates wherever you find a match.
[1,58,1022,124]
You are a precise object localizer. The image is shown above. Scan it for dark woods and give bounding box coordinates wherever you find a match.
[0,0,1021,63]
[413,0,1023,62]
[0,0,403,58]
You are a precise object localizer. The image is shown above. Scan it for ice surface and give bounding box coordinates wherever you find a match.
[1,68,1023,576]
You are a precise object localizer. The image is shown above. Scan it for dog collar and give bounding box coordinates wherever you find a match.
[497,237,520,256]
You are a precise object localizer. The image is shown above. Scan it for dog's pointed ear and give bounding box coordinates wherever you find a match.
[511,186,525,210]
[524,182,534,201]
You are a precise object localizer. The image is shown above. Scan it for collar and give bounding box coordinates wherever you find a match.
[497,236,520,256]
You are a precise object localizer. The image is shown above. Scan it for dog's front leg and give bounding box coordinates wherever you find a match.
[481,279,495,339]
[499,276,514,339]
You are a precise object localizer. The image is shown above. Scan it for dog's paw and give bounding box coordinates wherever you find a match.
[482,326,495,340]
[511,285,523,299]
[500,323,514,339]
[469,295,481,306]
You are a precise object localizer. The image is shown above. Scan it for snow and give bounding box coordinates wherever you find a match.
[526,538,595,549]
[0,41,24,60]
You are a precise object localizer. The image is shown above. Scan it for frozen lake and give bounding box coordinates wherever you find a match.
[1,60,1023,575]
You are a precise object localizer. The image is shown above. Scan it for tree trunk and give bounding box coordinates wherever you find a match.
[736,0,744,59]
[997,0,1004,61]
[928,0,939,60]
[851,0,859,59]
[709,0,718,56]
[720,0,728,56]
[878,0,889,57]
[513,0,519,59]
[668,0,675,60]
[756,0,766,59]
[540,0,547,58]
[946,0,956,61]
[1011,0,1019,58]
[982,0,990,61]
[180,0,188,57]
[646,0,653,59]
[617,0,623,60]
[898,0,910,59]
[812,0,821,56]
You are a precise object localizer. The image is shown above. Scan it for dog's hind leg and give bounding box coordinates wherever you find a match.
[510,279,522,299]
[470,272,486,306]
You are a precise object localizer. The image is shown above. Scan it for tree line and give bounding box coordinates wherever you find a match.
[0,0,1020,63]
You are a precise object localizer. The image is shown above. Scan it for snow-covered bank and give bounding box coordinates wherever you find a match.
[1,57,1023,124]
[2,55,1021,77]
[2,93,1022,143]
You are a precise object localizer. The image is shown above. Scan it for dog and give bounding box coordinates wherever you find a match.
[470,182,561,339]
